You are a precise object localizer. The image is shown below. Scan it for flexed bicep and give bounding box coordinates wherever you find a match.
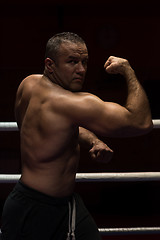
[58,78,152,138]
[77,98,132,137]
[64,93,132,137]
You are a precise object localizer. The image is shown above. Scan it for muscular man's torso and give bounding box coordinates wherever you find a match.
[15,74,80,197]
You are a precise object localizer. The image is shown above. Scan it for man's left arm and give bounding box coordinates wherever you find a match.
[79,127,113,163]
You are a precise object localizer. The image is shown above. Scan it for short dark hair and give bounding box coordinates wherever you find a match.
[45,32,86,61]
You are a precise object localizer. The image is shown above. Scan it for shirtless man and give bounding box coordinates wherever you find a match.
[1,32,153,240]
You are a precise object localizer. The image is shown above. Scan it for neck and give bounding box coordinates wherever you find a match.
[43,70,56,84]
[43,70,65,92]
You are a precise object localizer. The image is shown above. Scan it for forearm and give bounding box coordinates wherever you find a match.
[123,66,152,130]
[79,127,113,162]
[78,127,100,149]
[104,56,153,132]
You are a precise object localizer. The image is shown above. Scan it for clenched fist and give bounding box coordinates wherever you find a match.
[104,56,133,76]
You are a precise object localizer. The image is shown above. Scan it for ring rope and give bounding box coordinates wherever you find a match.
[0,119,160,131]
[152,119,160,129]
[76,172,160,182]
[1,172,160,183]
[99,227,160,235]
[0,122,160,235]
[0,174,160,236]
[0,122,18,131]
[0,227,160,236]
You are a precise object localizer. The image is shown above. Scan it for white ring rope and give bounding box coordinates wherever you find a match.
[0,172,160,183]
[0,173,160,236]
[0,227,160,236]
[152,119,160,129]
[99,227,160,235]
[0,122,160,236]
[76,172,160,182]
[0,122,18,131]
[0,120,160,131]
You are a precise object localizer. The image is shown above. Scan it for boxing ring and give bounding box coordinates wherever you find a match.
[0,120,160,237]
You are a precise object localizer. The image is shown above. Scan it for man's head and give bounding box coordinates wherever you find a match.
[45,32,86,63]
[44,32,88,92]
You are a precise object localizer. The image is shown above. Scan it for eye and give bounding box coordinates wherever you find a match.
[81,60,88,68]
[82,59,88,66]
[68,60,78,64]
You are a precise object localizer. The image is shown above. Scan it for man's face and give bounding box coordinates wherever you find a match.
[52,41,88,91]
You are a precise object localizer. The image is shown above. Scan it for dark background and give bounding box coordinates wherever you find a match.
[0,0,160,239]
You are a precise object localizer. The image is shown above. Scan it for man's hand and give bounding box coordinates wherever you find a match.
[89,140,113,163]
[79,127,113,163]
[104,56,132,76]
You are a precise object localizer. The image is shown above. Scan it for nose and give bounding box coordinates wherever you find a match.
[76,62,86,74]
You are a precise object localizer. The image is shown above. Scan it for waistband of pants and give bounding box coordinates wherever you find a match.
[14,180,73,205]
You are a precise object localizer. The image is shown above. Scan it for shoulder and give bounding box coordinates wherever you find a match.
[50,90,102,109]
[51,90,104,123]
[67,91,104,110]
[16,74,42,96]
[18,74,42,89]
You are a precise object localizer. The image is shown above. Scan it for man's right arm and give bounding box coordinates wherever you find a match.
[60,56,153,138]
[102,56,153,136]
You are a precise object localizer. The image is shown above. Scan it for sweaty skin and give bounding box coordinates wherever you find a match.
[15,42,152,197]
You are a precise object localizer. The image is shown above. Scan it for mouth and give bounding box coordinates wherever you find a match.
[73,78,84,83]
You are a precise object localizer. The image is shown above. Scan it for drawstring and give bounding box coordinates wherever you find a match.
[66,202,71,240]
[71,198,76,240]
[66,197,76,240]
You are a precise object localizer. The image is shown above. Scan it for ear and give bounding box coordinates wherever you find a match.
[44,58,55,73]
